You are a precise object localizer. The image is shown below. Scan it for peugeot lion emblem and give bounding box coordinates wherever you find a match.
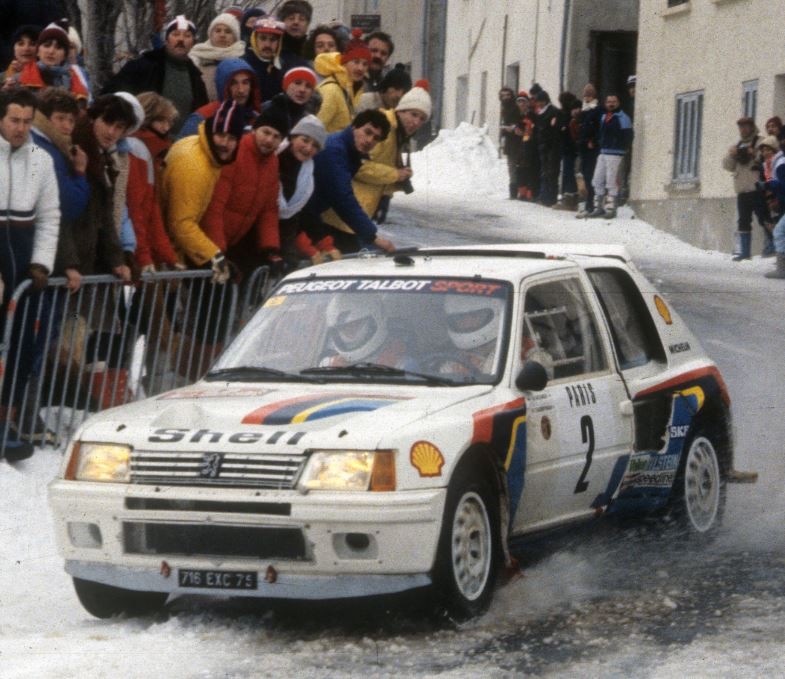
[199,452,224,479]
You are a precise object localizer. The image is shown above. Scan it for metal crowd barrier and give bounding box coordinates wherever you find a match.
[0,266,277,459]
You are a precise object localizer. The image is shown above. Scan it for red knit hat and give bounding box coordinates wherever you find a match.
[282,66,317,91]
[341,28,371,64]
[37,20,70,51]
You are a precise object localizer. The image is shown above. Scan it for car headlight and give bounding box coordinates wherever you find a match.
[297,450,395,492]
[65,442,132,482]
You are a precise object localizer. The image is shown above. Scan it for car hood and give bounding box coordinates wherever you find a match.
[77,381,493,452]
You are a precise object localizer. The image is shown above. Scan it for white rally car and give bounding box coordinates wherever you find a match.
[49,244,750,619]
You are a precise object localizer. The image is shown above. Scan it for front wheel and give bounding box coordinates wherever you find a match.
[433,470,499,619]
[668,433,725,535]
[73,577,168,619]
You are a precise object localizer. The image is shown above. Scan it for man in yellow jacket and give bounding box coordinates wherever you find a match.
[161,98,248,282]
[326,80,432,232]
[315,28,370,133]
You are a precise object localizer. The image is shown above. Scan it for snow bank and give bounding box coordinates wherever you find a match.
[410,122,508,198]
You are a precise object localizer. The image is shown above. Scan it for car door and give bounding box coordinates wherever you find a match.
[512,272,634,534]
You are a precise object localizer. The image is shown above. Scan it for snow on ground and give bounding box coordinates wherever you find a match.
[2,123,783,678]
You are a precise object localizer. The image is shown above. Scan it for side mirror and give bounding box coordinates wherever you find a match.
[515,361,548,392]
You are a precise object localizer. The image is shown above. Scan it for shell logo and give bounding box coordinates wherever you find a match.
[410,441,445,478]
[654,295,673,325]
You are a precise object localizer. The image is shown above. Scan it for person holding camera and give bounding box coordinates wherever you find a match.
[723,116,772,260]
[341,79,432,225]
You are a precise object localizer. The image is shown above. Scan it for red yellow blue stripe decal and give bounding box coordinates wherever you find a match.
[242,394,407,425]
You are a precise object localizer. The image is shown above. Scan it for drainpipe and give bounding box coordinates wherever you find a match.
[559,0,572,92]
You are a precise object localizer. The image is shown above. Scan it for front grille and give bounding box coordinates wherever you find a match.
[123,522,308,560]
[125,498,291,516]
[130,450,305,489]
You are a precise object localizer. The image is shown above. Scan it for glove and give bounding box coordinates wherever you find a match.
[210,252,230,284]
[29,263,49,291]
[373,195,392,224]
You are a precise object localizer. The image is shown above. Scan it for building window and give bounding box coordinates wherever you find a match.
[456,74,469,125]
[742,80,758,120]
[505,63,520,94]
[673,90,703,182]
[479,71,488,126]
[667,0,688,6]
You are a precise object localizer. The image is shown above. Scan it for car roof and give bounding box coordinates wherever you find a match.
[283,243,633,282]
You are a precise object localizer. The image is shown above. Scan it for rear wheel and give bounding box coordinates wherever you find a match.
[668,432,725,535]
[433,467,499,619]
[73,577,168,619]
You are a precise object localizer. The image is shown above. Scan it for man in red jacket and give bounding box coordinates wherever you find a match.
[201,106,289,277]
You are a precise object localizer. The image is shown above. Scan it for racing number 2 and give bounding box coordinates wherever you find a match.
[574,415,595,494]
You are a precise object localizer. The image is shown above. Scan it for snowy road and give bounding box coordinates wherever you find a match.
[3,126,785,678]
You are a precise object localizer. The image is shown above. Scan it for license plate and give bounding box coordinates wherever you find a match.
[178,569,258,590]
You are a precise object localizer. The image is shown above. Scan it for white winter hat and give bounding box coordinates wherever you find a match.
[209,13,241,43]
[114,92,145,135]
[290,114,327,149]
[68,26,82,54]
[396,79,432,121]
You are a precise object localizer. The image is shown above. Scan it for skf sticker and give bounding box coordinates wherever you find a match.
[410,441,445,477]
[654,295,673,325]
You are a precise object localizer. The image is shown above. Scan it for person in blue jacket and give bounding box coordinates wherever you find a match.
[302,109,394,254]
[588,93,633,219]
[762,136,785,278]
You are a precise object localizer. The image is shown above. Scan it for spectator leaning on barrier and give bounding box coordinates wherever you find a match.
[303,109,394,254]
[189,12,246,103]
[245,17,285,103]
[589,93,633,219]
[102,15,208,133]
[71,95,134,280]
[162,98,248,281]
[0,87,60,462]
[133,92,178,200]
[30,87,88,293]
[201,107,287,280]
[722,116,771,260]
[315,29,371,133]
[178,57,260,139]
[348,80,431,226]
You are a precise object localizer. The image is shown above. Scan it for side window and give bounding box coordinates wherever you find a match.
[522,277,607,380]
[587,268,667,369]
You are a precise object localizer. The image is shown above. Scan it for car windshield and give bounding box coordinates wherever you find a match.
[212,276,512,385]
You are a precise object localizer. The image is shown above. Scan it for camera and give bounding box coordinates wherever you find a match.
[736,142,752,165]
[400,178,414,195]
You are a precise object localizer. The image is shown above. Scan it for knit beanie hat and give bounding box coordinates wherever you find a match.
[254,16,285,36]
[209,99,249,139]
[396,79,432,120]
[114,92,145,135]
[68,26,82,54]
[766,116,783,129]
[209,13,241,42]
[517,90,529,101]
[225,6,245,20]
[289,114,327,149]
[37,20,70,51]
[378,66,412,93]
[341,28,371,64]
[12,24,40,46]
[282,66,317,91]
[253,106,290,137]
[276,0,313,22]
[164,15,196,38]
[759,135,780,151]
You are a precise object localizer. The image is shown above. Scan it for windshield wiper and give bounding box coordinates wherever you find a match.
[301,362,461,386]
[204,366,324,383]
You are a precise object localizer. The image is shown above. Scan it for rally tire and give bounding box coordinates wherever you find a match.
[667,431,725,537]
[73,577,168,619]
[433,467,499,619]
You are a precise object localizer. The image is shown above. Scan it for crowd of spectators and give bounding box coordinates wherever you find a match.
[0,1,433,461]
[499,77,636,219]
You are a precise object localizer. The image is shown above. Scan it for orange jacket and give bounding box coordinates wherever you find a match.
[18,61,89,99]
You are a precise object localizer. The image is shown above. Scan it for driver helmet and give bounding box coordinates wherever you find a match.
[445,295,502,350]
[326,294,387,363]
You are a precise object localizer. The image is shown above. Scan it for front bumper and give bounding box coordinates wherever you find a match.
[49,480,446,599]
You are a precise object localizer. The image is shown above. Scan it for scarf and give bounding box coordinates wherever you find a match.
[32,110,76,169]
[276,140,314,219]
[582,98,599,112]
[37,61,71,90]
[189,39,246,67]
